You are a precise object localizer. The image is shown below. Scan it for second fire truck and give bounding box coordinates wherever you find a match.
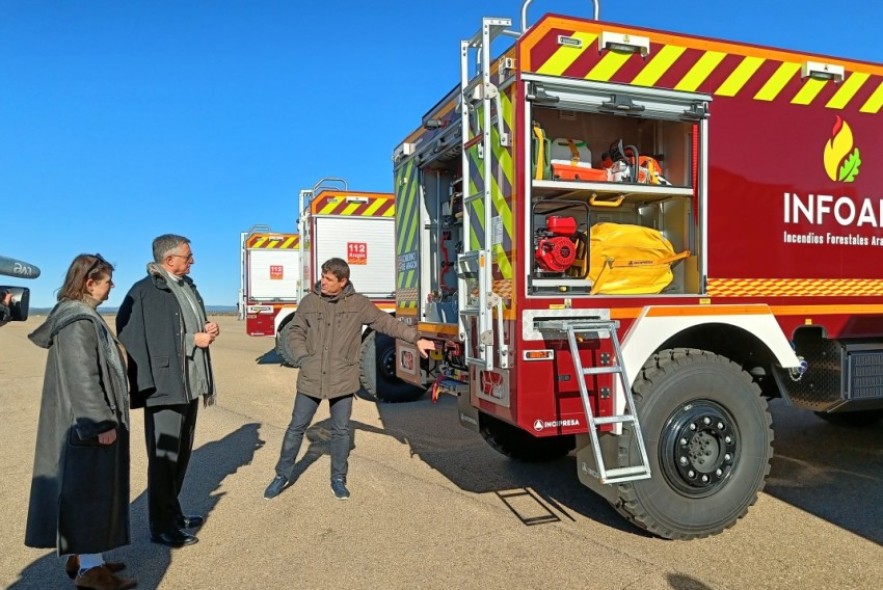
[242,179,424,402]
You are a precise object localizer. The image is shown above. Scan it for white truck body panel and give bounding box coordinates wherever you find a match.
[247,248,301,301]
[313,216,395,298]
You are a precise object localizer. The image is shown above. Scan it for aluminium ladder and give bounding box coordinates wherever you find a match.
[539,319,651,484]
[456,17,513,371]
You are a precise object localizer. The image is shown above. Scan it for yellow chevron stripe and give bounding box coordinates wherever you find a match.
[715,56,765,97]
[341,203,361,216]
[253,237,268,248]
[537,32,598,76]
[489,163,513,279]
[754,62,801,101]
[402,162,419,290]
[674,50,726,91]
[319,201,338,214]
[382,205,395,217]
[585,48,632,81]
[491,135,515,243]
[467,147,485,253]
[826,72,869,109]
[791,77,826,105]
[282,236,297,248]
[707,278,883,297]
[498,91,515,284]
[631,45,686,87]
[364,198,384,216]
[859,80,883,113]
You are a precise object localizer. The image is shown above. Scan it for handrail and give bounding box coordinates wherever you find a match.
[311,176,348,194]
[521,0,599,32]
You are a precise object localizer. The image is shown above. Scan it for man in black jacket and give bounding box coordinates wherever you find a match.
[117,234,219,548]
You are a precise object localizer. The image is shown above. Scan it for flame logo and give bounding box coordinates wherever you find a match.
[823,116,861,182]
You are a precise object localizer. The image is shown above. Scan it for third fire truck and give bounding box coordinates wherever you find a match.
[391,0,883,539]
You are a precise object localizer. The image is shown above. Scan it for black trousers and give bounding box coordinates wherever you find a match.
[144,399,198,534]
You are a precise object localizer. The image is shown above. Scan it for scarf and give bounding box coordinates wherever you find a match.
[152,264,216,406]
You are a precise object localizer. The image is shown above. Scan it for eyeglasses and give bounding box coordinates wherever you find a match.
[169,253,194,262]
[86,253,109,277]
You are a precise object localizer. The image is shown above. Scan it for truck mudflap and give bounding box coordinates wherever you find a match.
[457,387,480,432]
[772,333,883,413]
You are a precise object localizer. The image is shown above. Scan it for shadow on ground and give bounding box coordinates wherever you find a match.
[373,395,644,536]
[764,399,883,544]
[9,423,263,590]
[376,394,883,543]
[255,347,284,365]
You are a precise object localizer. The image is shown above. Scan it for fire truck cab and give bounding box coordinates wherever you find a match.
[392,0,883,539]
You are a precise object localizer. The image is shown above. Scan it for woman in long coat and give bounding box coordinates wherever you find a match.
[25,254,136,590]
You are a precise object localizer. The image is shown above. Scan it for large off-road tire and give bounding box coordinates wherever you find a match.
[614,348,773,540]
[481,414,576,462]
[276,321,298,367]
[814,409,883,427]
[359,331,425,403]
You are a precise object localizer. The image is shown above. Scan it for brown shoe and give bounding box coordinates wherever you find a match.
[74,565,137,590]
[65,556,126,579]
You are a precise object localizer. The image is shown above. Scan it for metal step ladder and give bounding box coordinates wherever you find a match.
[456,16,513,372]
[539,319,651,484]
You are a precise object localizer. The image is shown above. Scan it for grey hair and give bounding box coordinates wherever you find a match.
[152,234,190,263]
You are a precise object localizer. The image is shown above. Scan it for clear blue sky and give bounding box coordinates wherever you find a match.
[3,0,883,308]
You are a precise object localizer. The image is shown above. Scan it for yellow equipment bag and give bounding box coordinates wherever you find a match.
[587,223,690,295]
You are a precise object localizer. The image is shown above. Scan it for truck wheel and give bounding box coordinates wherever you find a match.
[613,348,773,540]
[481,414,575,462]
[276,321,298,367]
[359,331,425,403]
[814,409,883,427]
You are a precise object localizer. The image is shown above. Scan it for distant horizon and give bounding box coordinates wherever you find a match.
[27,304,239,315]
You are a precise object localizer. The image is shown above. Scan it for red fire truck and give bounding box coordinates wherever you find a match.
[392,0,883,539]
[241,179,424,402]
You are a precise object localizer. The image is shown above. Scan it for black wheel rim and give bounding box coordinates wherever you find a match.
[659,400,739,498]
[378,343,397,380]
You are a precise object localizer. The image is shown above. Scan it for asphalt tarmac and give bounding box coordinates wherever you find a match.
[1,315,881,590]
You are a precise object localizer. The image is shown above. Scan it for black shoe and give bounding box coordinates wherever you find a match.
[331,479,350,500]
[176,514,204,529]
[150,529,199,548]
[264,475,289,500]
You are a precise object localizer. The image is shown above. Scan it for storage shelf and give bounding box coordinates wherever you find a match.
[532,179,693,203]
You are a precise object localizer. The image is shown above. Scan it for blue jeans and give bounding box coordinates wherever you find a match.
[274,393,353,482]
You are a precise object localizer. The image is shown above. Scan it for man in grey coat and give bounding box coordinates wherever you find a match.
[264,257,434,500]
[117,234,219,548]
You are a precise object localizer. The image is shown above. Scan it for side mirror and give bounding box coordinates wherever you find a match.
[0,286,30,323]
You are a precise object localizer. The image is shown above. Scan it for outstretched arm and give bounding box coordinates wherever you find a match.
[415,338,435,358]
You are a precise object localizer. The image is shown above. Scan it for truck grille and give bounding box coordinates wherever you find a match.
[848,351,883,400]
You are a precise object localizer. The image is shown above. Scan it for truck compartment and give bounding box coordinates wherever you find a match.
[529,104,701,296]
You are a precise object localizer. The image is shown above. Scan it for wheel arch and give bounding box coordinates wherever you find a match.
[273,306,297,336]
[620,306,801,404]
